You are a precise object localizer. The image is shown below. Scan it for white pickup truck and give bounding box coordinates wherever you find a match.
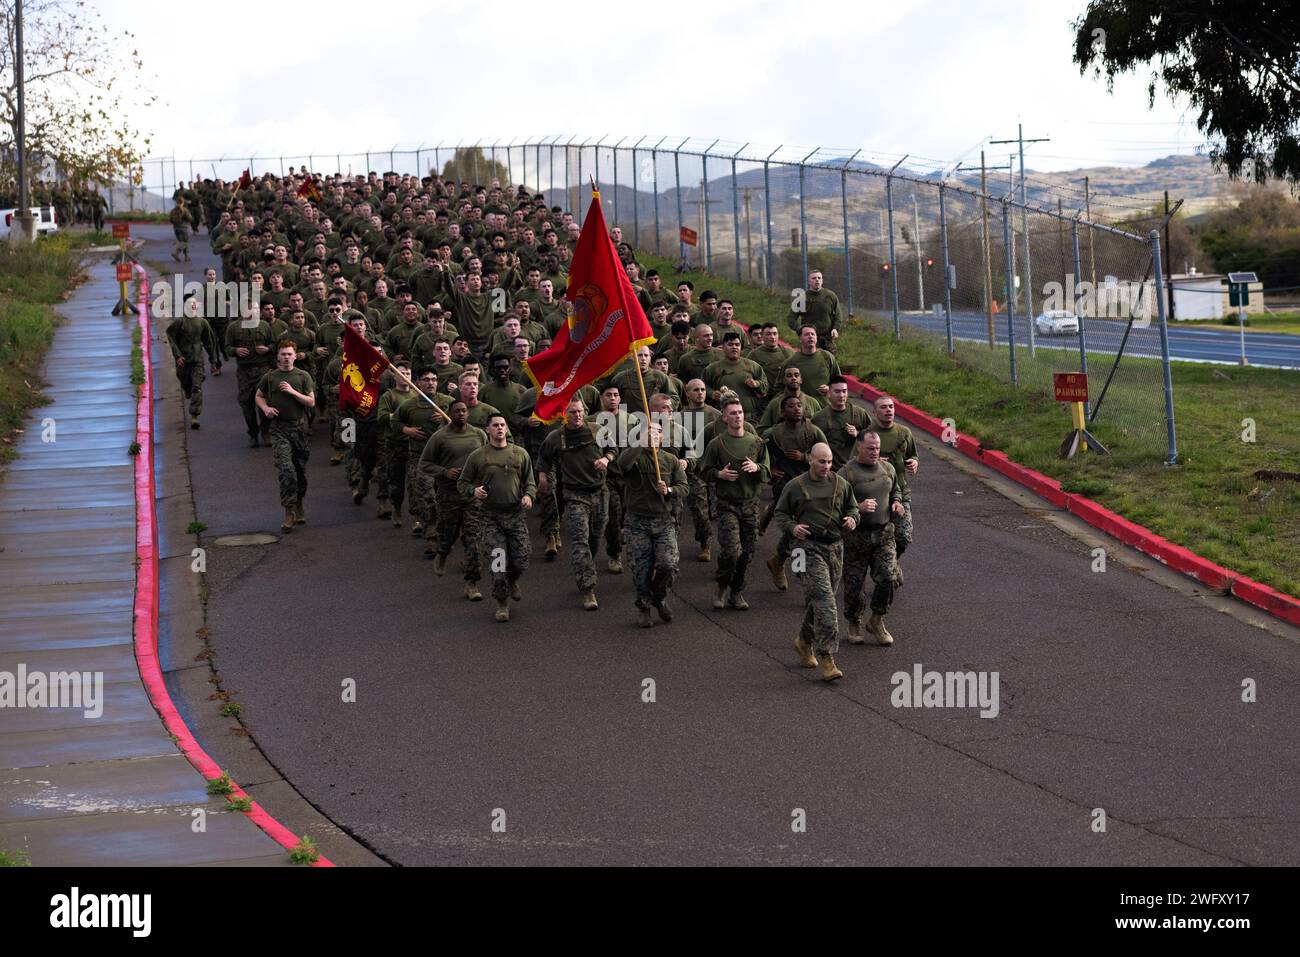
[0,205,60,239]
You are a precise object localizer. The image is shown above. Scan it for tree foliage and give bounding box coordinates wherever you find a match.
[438,147,509,187]
[1072,1,1300,186]
[0,0,154,185]
[1192,190,1300,287]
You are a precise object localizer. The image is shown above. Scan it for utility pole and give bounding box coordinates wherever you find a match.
[958,151,1010,347]
[683,182,720,270]
[911,193,924,312]
[13,0,35,243]
[1085,176,1096,292]
[992,123,1050,354]
[1164,190,1176,321]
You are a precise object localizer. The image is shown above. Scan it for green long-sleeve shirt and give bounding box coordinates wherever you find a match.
[703,357,767,415]
[785,349,840,396]
[419,424,487,482]
[457,442,536,511]
[617,446,688,519]
[774,471,859,544]
[757,390,822,432]
[700,430,771,503]
[538,424,614,493]
[765,420,828,483]
[869,422,918,499]
[224,319,276,367]
[813,403,874,469]
[166,315,219,364]
[838,459,901,529]
[787,287,842,338]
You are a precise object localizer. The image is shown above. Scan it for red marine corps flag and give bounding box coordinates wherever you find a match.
[338,325,389,416]
[523,187,656,423]
[296,176,322,203]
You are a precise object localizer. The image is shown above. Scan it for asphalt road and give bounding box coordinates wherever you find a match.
[143,225,1300,865]
[899,309,1300,368]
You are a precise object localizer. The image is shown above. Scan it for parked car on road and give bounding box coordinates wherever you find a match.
[1034,310,1079,336]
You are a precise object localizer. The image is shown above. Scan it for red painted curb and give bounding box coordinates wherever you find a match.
[837,369,1300,627]
[130,266,334,866]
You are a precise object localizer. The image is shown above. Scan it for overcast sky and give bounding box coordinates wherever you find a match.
[105,0,1205,177]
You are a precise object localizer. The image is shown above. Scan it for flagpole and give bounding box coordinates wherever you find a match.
[627,344,663,484]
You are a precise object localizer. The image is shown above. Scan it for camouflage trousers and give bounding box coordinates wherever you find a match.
[269,423,310,507]
[562,488,607,591]
[605,481,624,559]
[715,498,760,592]
[177,361,205,418]
[405,449,437,536]
[539,484,561,537]
[624,514,679,609]
[686,471,712,547]
[386,443,408,510]
[328,391,347,453]
[895,499,913,559]
[842,523,898,623]
[209,317,229,361]
[435,481,482,581]
[344,417,380,492]
[373,433,391,503]
[797,540,844,656]
[479,508,531,601]
[235,364,268,439]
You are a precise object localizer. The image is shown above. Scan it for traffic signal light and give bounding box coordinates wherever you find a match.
[925,257,935,268]
[881,263,890,273]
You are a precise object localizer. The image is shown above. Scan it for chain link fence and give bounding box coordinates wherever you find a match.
[134,139,1179,463]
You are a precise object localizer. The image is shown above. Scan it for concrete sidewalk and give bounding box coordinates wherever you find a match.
[0,249,290,866]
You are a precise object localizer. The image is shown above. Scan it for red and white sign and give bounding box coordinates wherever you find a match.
[1053,372,1088,403]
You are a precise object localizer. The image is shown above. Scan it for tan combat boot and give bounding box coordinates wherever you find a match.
[793,636,818,668]
[697,545,712,562]
[636,606,654,628]
[510,580,522,602]
[377,501,392,520]
[869,613,894,646]
[607,556,623,574]
[582,590,599,611]
[727,591,749,611]
[294,502,306,525]
[846,618,866,644]
[545,531,560,560]
[495,599,510,622]
[713,586,728,610]
[391,505,403,528]
[463,582,482,602]
[819,654,844,682]
[767,554,788,590]
[281,507,295,533]
[433,554,448,576]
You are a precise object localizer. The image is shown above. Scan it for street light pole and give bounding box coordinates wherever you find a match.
[14,0,36,242]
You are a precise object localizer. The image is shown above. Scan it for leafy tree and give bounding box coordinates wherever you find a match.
[1192,190,1300,286]
[0,1,154,186]
[439,147,509,188]
[1072,1,1300,185]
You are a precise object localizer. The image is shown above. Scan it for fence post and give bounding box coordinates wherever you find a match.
[652,137,665,255]
[886,163,901,339]
[1002,200,1018,385]
[577,141,586,226]
[549,139,557,199]
[798,148,817,282]
[731,143,747,281]
[675,142,686,262]
[940,182,953,354]
[763,145,780,289]
[1023,195,1036,358]
[1150,230,1178,465]
[840,149,860,316]
[1071,219,1090,417]
[631,136,644,248]
[612,137,626,225]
